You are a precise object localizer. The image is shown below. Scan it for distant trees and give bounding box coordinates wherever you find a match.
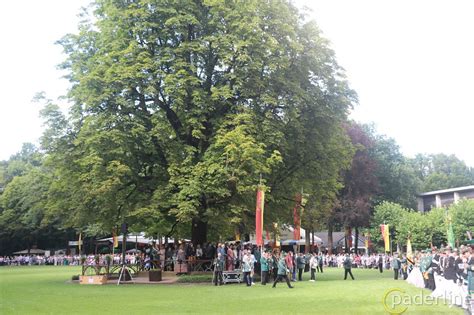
[410,153,474,192]
[370,200,474,251]
[0,144,70,254]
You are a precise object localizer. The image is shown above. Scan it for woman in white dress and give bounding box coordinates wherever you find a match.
[406,255,425,288]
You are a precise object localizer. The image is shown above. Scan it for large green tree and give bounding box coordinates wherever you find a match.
[410,153,474,192]
[363,125,421,209]
[45,0,355,244]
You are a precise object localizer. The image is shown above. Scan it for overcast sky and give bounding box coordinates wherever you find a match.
[1,0,473,167]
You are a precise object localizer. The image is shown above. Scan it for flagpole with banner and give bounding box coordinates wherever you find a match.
[255,180,265,285]
[445,208,455,248]
[406,237,413,265]
[380,224,390,253]
[78,232,82,255]
[293,192,302,253]
[255,185,265,248]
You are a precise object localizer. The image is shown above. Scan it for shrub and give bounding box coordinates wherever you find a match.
[176,274,213,283]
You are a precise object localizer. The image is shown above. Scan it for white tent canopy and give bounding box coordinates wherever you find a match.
[249,226,322,245]
[13,248,46,255]
[98,233,188,245]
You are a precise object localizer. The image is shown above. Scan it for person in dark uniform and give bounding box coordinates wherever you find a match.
[317,253,324,273]
[272,251,279,281]
[378,254,383,273]
[431,248,440,275]
[213,252,225,286]
[272,252,294,288]
[444,248,457,283]
[392,254,400,280]
[464,248,474,295]
[425,250,436,290]
[400,254,408,280]
[296,253,306,281]
[260,251,270,285]
[343,254,355,280]
[453,249,464,285]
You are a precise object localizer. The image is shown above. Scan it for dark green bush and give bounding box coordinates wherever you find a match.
[176,274,213,283]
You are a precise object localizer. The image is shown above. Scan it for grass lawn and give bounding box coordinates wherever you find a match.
[0,266,464,315]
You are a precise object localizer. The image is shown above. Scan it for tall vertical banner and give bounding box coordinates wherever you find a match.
[445,209,455,248]
[113,229,118,248]
[78,232,82,253]
[255,186,265,246]
[380,224,390,252]
[345,227,353,248]
[273,222,280,247]
[293,193,302,240]
[406,238,413,263]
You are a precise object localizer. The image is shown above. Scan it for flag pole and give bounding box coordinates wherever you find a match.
[260,174,262,285]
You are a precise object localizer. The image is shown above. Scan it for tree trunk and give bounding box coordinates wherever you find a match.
[191,217,207,246]
[354,226,359,254]
[327,224,333,255]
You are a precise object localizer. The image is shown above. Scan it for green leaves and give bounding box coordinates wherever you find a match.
[371,200,474,250]
[40,0,357,242]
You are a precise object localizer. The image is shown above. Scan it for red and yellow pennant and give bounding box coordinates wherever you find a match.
[255,186,265,246]
[293,194,302,240]
[380,224,390,252]
[112,229,118,248]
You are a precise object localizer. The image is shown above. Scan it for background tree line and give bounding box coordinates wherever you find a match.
[0,0,473,254]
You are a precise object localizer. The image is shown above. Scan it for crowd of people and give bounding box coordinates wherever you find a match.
[0,255,82,266]
[402,246,473,310]
[2,241,472,312]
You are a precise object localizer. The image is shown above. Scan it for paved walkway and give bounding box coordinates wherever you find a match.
[110,271,181,285]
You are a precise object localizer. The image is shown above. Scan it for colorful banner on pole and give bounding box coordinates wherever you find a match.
[446,209,455,248]
[345,227,352,248]
[364,231,371,249]
[112,229,118,248]
[406,238,413,263]
[293,194,302,240]
[380,224,390,252]
[78,233,82,253]
[255,186,265,246]
[273,222,280,247]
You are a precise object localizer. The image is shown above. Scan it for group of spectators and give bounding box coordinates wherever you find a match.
[0,255,82,266]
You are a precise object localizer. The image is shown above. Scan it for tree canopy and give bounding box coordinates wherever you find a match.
[40,0,356,244]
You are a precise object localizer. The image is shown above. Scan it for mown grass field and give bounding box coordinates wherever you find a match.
[0,266,463,314]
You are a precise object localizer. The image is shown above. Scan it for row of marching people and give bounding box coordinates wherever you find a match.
[404,246,473,311]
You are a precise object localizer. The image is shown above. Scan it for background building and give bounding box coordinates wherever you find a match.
[417,185,474,212]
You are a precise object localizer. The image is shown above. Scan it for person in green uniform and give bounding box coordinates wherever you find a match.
[392,253,400,280]
[400,254,408,280]
[213,252,225,286]
[272,252,294,288]
[260,251,270,285]
[296,252,306,281]
[343,254,354,280]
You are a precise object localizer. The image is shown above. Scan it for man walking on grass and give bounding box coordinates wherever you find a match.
[344,254,355,280]
[273,252,294,289]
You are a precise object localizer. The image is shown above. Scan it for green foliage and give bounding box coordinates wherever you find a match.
[175,274,213,283]
[450,199,474,243]
[371,200,474,251]
[410,153,474,192]
[44,0,355,242]
[363,125,422,209]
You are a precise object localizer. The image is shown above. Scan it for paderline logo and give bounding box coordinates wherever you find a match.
[382,288,408,314]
